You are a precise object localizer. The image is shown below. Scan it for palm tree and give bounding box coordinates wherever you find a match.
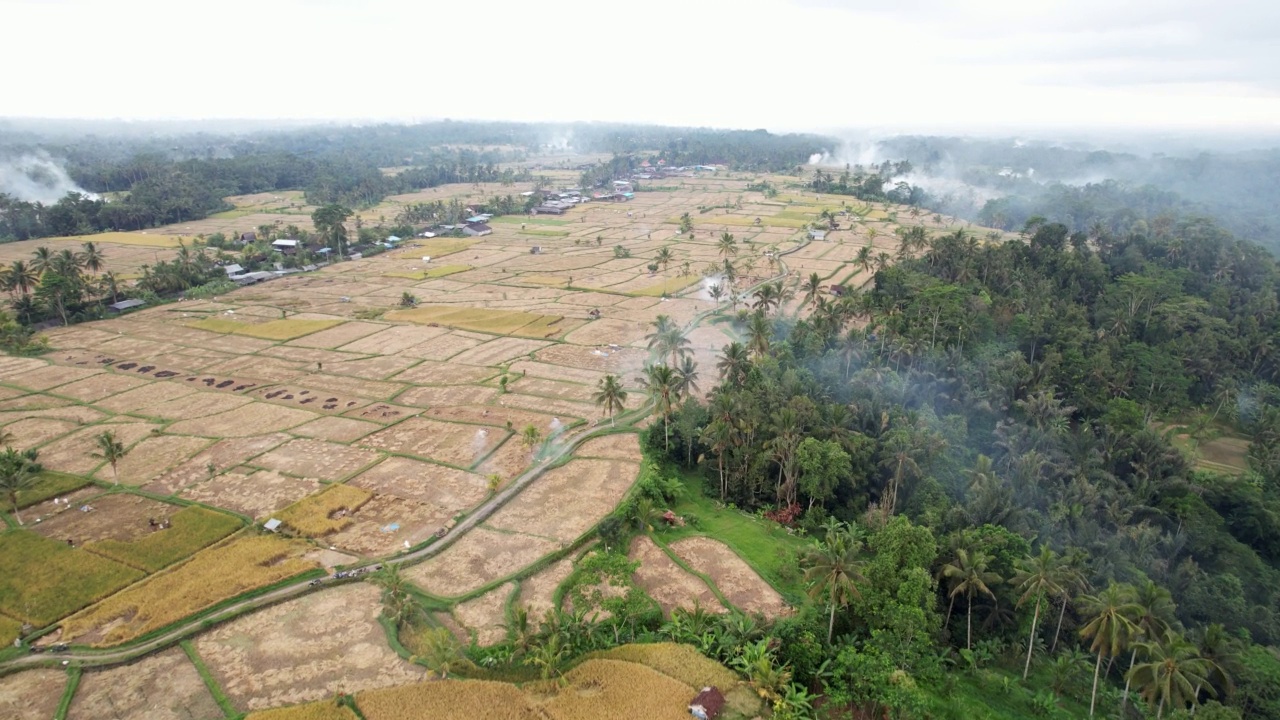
[708,283,725,304]
[593,374,628,426]
[0,446,42,525]
[746,312,771,358]
[1127,634,1217,719]
[1011,546,1064,678]
[877,430,922,519]
[640,364,678,452]
[418,626,462,679]
[1051,547,1090,654]
[91,430,128,485]
[1192,623,1239,707]
[801,272,822,308]
[941,548,1001,650]
[717,342,751,387]
[855,245,874,277]
[79,241,106,274]
[802,523,866,643]
[520,424,543,454]
[717,232,738,260]
[525,632,568,684]
[655,246,674,273]
[1118,580,1178,712]
[645,316,689,366]
[752,283,781,314]
[1079,584,1141,717]
[5,260,36,296]
[674,355,700,399]
[30,246,53,276]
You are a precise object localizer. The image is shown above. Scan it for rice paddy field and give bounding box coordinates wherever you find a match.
[0,165,961,716]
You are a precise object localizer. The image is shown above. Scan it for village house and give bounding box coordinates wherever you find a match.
[271,238,300,255]
[463,223,492,237]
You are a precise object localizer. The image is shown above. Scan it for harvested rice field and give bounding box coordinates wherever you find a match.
[487,458,639,543]
[516,554,576,621]
[0,668,67,720]
[668,537,788,617]
[629,536,724,617]
[195,584,423,712]
[251,438,382,481]
[68,647,223,720]
[405,526,558,598]
[358,417,506,468]
[451,582,515,646]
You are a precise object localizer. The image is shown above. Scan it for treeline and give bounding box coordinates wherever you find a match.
[629,211,1279,717]
[808,166,925,206]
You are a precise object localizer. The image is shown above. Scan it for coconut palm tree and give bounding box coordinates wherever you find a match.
[801,272,822,308]
[91,430,128,485]
[593,374,628,426]
[520,424,543,454]
[717,341,751,387]
[674,355,700,399]
[746,312,772,358]
[1079,584,1141,717]
[941,548,1001,650]
[5,260,36,296]
[1127,634,1217,719]
[855,245,874,277]
[640,364,678,452]
[525,632,568,685]
[655,246,674,273]
[30,246,53,276]
[79,241,106,274]
[708,283,725,304]
[1118,580,1178,711]
[1012,546,1064,678]
[0,446,42,525]
[717,232,738,260]
[419,626,462,679]
[802,523,866,643]
[1051,547,1091,654]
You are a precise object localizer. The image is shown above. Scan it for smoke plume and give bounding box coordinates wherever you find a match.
[0,152,95,204]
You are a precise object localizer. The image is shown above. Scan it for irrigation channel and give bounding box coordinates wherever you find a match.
[0,236,812,675]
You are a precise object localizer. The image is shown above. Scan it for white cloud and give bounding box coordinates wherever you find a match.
[1,0,1278,132]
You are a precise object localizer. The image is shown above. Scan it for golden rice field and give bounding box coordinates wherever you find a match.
[541,659,696,720]
[631,275,702,297]
[0,530,144,626]
[45,231,189,247]
[187,318,343,341]
[86,505,242,572]
[60,534,318,646]
[358,679,538,720]
[275,484,373,536]
[0,615,23,647]
[246,699,360,720]
[385,306,563,336]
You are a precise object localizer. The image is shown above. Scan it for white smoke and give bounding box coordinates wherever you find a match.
[0,152,96,204]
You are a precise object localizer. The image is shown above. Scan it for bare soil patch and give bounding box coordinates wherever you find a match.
[95,435,212,486]
[534,344,649,375]
[289,416,382,442]
[252,384,368,414]
[629,536,724,617]
[392,331,483,361]
[453,582,514,646]
[487,458,638,543]
[6,364,103,391]
[508,360,606,386]
[450,337,553,367]
[196,583,423,712]
[405,526,557,598]
[506,376,595,403]
[136,391,252,420]
[475,436,532,483]
[167,402,318,437]
[301,373,405,401]
[0,668,66,720]
[93,382,198,413]
[180,469,321,520]
[358,417,506,468]
[321,355,419,381]
[336,324,450,354]
[500,393,597,421]
[423,404,561,431]
[326,493,445,555]
[251,439,382,482]
[574,433,642,461]
[0,404,105,426]
[69,647,222,720]
[32,493,179,545]
[668,537,788,617]
[343,402,417,424]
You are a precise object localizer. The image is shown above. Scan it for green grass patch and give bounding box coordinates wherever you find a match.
[664,471,808,600]
[920,663,1095,720]
[512,314,568,339]
[0,613,22,646]
[85,505,242,572]
[206,208,257,220]
[387,305,563,336]
[187,318,342,341]
[631,275,702,298]
[15,472,92,510]
[490,216,569,226]
[183,639,238,718]
[0,530,144,626]
[55,666,80,720]
[518,229,571,237]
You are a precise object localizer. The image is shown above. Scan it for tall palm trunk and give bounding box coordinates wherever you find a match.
[1090,651,1103,717]
[944,595,956,632]
[828,602,837,644]
[1051,597,1067,653]
[1120,648,1137,711]
[966,596,973,650]
[8,492,20,526]
[1023,596,1041,679]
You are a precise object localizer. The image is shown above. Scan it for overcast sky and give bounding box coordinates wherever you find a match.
[3,0,1279,133]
